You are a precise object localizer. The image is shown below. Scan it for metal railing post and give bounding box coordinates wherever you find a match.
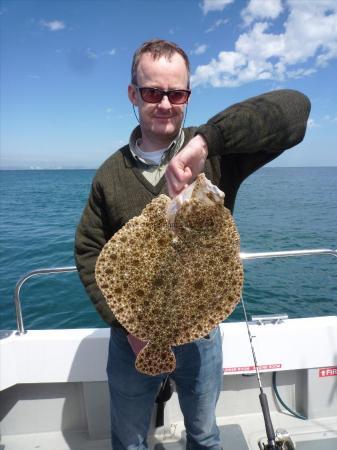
[14,266,77,335]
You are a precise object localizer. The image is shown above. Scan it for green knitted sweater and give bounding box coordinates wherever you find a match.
[75,89,310,326]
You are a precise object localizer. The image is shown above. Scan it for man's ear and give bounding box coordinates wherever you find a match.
[128,84,138,106]
[186,87,191,104]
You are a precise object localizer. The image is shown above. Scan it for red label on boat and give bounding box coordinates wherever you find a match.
[319,367,337,377]
[223,364,282,373]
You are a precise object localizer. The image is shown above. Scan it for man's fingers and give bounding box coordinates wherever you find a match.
[127,334,147,355]
[165,166,192,198]
[165,134,208,197]
[165,171,179,198]
[166,159,187,181]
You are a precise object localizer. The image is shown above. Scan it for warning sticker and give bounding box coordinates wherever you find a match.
[319,367,337,377]
[224,364,282,373]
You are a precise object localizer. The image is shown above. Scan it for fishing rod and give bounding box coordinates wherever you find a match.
[241,295,296,450]
[239,248,337,448]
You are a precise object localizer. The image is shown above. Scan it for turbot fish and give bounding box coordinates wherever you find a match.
[95,174,243,376]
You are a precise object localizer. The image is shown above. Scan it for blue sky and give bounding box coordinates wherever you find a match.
[1,0,337,169]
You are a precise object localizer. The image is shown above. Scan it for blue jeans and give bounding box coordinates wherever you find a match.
[107,326,223,450]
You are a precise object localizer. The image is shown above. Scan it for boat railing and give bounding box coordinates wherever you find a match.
[13,249,337,336]
[14,266,77,336]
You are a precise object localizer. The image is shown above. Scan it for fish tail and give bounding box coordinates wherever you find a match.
[135,343,176,376]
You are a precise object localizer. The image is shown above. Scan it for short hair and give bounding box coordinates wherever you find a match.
[131,39,190,87]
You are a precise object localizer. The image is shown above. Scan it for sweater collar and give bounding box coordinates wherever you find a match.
[125,126,184,167]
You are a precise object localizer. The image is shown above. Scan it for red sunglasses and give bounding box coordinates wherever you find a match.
[135,86,191,105]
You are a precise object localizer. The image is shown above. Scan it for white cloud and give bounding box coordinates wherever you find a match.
[201,0,234,15]
[192,0,337,88]
[324,114,337,123]
[242,0,283,26]
[191,44,208,55]
[86,48,98,59]
[206,18,228,33]
[102,48,117,57]
[40,20,65,31]
[307,118,320,129]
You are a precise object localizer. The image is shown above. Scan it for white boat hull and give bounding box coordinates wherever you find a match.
[1,316,337,449]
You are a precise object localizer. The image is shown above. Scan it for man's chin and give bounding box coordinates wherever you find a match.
[152,122,181,139]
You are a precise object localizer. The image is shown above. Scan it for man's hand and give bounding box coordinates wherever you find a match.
[165,134,208,198]
[127,334,147,355]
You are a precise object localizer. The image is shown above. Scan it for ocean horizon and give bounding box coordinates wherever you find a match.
[1,165,336,171]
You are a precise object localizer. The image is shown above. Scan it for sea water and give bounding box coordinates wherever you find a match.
[0,167,336,331]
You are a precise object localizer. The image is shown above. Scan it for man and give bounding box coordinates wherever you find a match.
[75,39,310,449]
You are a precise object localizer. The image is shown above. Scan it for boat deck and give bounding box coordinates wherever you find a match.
[2,411,337,449]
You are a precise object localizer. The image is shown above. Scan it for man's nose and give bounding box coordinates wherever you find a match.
[158,94,171,108]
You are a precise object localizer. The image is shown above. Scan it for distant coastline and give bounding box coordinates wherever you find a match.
[0,166,336,171]
[0,167,96,171]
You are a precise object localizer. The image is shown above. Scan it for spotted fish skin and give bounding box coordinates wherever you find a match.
[95,174,243,376]
[136,343,176,376]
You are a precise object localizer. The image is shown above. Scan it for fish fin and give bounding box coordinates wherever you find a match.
[135,343,176,376]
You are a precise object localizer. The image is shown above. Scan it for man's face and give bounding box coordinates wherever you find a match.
[128,52,189,149]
